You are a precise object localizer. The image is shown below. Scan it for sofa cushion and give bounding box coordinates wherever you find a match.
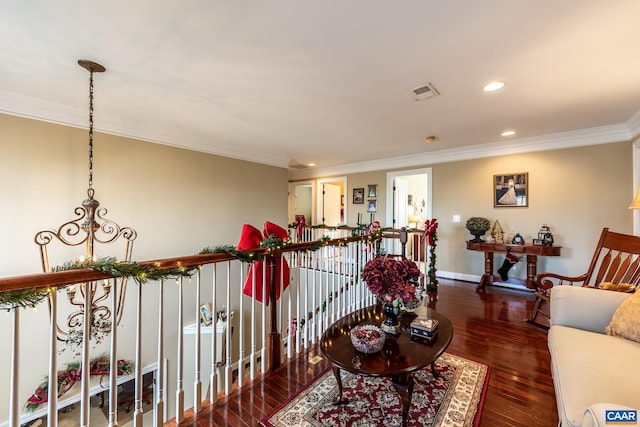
[548,325,640,427]
[605,290,640,343]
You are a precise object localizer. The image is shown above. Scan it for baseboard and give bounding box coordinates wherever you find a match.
[436,270,533,292]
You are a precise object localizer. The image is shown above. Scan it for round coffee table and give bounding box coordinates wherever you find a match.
[320,304,453,427]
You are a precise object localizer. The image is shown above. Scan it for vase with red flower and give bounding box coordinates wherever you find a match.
[361,256,423,334]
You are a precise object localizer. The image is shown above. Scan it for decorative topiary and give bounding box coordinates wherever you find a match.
[465,217,491,243]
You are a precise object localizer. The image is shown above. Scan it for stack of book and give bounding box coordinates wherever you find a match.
[410,318,439,340]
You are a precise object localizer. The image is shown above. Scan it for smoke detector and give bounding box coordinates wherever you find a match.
[412,83,440,101]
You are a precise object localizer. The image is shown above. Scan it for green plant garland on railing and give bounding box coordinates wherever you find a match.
[424,219,439,292]
[1,227,387,311]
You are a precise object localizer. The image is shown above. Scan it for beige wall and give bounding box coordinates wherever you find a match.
[305,141,633,281]
[0,113,288,422]
[0,113,288,274]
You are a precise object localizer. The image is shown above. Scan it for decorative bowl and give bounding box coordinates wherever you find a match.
[350,325,385,354]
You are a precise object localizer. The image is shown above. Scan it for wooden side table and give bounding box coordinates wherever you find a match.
[466,242,561,291]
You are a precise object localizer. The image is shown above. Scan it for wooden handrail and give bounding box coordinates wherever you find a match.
[0,235,376,293]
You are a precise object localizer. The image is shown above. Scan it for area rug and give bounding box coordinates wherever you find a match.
[260,353,490,427]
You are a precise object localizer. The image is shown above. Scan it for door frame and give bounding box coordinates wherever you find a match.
[316,176,347,225]
[288,180,315,225]
[385,168,432,228]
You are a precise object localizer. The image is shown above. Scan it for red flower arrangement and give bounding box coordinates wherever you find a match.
[361,256,421,305]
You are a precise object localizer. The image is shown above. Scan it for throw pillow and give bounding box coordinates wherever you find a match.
[605,290,640,342]
[598,282,636,292]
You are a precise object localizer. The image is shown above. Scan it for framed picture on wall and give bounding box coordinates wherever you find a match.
[367,199,377,212]
[353,188,365,204]
[494,172,528,207]
[368,184,378,198]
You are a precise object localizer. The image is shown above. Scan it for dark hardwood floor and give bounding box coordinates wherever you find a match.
[173,279,558,426]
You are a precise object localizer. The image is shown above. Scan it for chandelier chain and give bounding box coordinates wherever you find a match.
[88,70,95,198]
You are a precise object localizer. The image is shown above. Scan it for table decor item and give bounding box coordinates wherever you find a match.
[350,325,385,353]
[361,256,422,334]
[465,217,491,242]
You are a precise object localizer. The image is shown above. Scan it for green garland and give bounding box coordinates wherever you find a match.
[52,256,197,284]
[0,288,50,311]
[25,355,134,412]
[427,231,439,292]
[0,256,197,311]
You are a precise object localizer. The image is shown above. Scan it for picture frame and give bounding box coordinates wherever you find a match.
[494,172,528,207]
[367,199,377,212]
[368,184,377,198]
[199,303,213,326]
[353,188,365,204]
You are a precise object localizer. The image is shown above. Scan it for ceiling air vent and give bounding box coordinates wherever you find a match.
[412,83,440,101]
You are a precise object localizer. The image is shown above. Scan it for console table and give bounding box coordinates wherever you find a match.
[466,242,561,291]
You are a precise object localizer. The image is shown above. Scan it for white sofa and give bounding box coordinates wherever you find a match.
[548,286,640,426]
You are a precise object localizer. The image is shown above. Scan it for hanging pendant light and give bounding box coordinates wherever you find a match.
[34,60,137,343]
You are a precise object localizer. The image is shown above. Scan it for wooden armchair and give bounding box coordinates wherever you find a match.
[528,227,640,328]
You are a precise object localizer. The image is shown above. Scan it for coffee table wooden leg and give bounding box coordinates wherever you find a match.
[392,374,414,427]
[331,366,346,404]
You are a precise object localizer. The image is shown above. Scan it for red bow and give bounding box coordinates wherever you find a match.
[238,222,291,305]
[422,218,438,246]
[293,216,306,240]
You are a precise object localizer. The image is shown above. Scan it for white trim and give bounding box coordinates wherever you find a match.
[0,91,289,169]
[3,88,637,177]
[385,168,432,229]
[628,108,640,140]
[289,124,631,181]
[437,271,534,292]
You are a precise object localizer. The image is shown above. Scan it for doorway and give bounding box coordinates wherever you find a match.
[386,168,432,256]
[288,181,315,225]
[316,177,347,226]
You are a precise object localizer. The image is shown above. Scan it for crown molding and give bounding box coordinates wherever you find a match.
[627,107,640,141]
[0,90,289,169]
[288,124,631,181]
[2,90,636,177]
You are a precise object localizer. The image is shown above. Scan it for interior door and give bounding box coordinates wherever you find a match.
[321,183,341,226]
[394,178,409,229]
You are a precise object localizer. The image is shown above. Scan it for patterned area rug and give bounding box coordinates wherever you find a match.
[260,353,490,427]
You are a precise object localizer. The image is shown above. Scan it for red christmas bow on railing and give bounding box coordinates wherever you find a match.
[293,216,306,240]
[422,218,438,246]
[238,221,291,305]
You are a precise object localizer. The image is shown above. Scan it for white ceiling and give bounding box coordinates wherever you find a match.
[2,1,640,180]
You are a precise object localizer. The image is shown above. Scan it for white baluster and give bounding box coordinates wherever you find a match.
[194,269,202,414]
[175,278,184,423]
[155,279,165,427]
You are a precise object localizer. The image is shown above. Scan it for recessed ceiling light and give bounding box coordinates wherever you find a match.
[501,130,516,137]
[483,81,505,92]
[425,136,436,143]
[307,163,316,167]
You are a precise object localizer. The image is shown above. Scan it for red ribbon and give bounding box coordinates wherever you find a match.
[238,221,291,305]
[422,218,438,246]
[293,216,306,240]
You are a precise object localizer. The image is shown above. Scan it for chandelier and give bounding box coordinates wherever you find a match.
[34,60,137,342]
